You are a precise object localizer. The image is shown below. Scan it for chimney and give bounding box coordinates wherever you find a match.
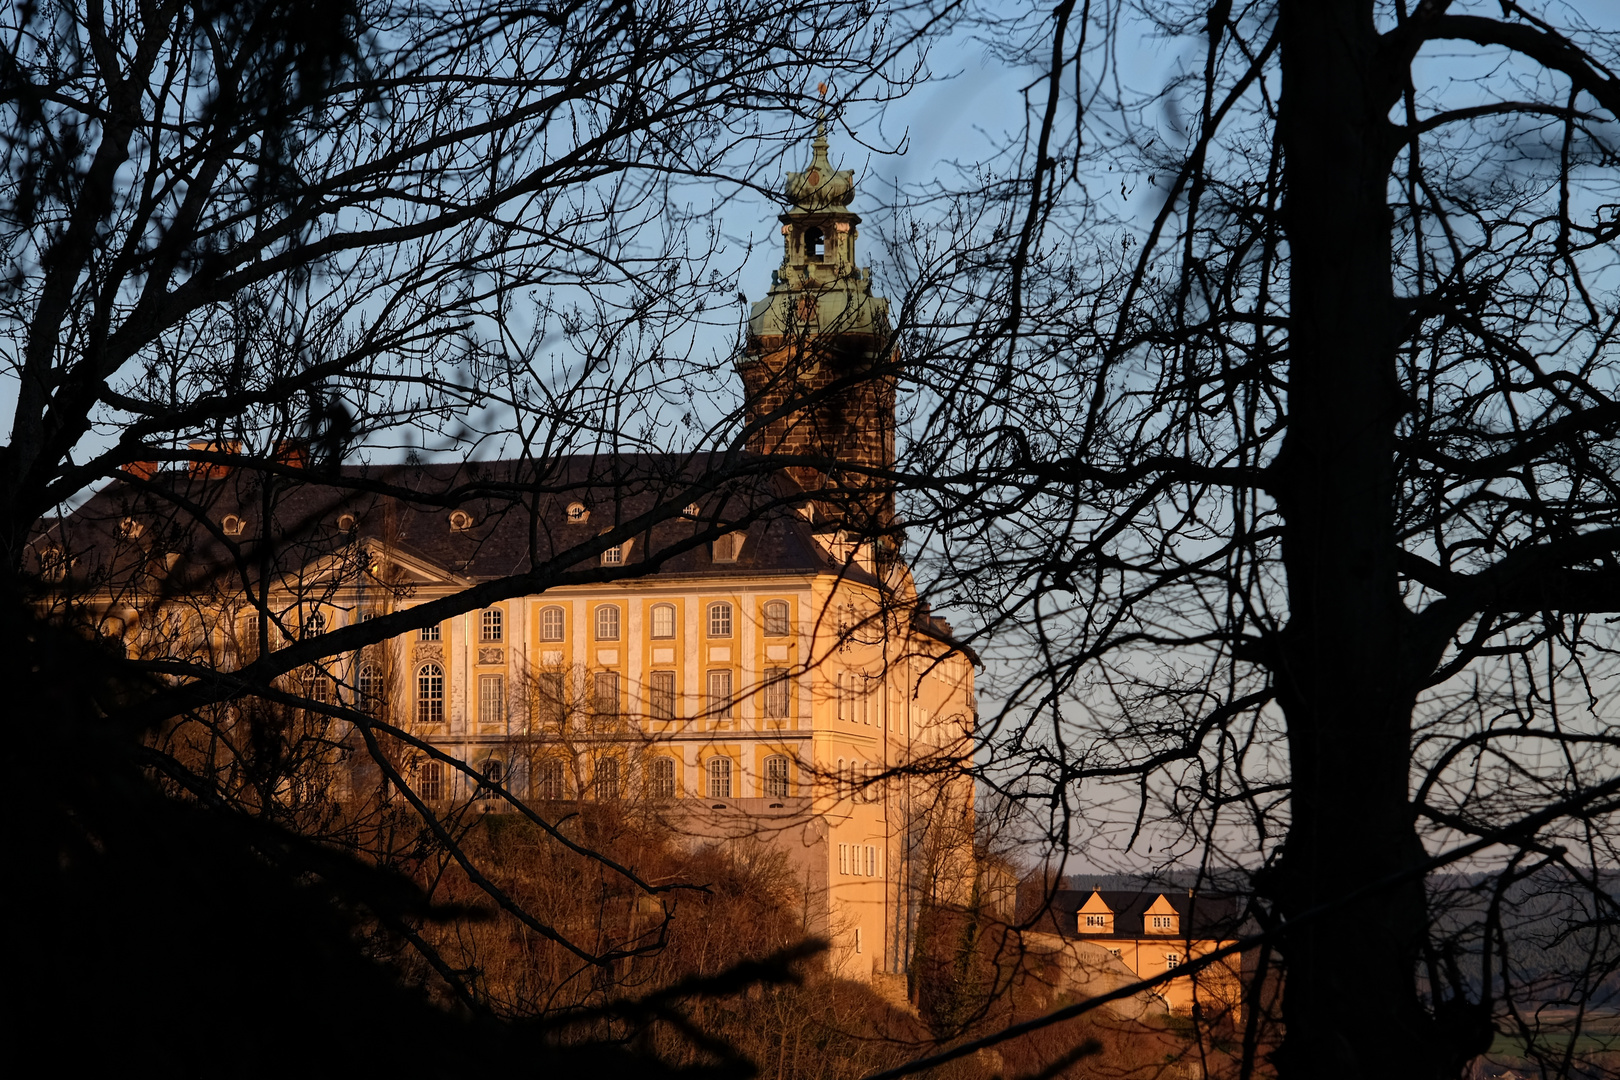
[186,440,241,479]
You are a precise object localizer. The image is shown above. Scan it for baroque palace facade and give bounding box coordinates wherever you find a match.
[42,132,978,983]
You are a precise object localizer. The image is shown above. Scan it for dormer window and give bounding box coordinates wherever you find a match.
[1150,915,1176,930]
[118,516,143,539]
[1084,914,1107,929]
[448,509,474,532]
[337,513,356,532]
[221,514,244,536]
[566,502,589,524]
[683,503,701,518]
[712,532,741,563]
[601,538,629,565]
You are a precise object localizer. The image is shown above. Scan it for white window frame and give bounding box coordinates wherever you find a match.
[707,756,732,799]
[764,667,790,718]
[764,755,790,799]
[648,670,676,720]
[650,757,676,800]
[707,669,733,718]
[417,663,444,723]
[595,604,621,641]
[650,603,676,639]
[540,605,566,641]
[594,670,620,717]
[479,673,505,726]
[707,602,733,638]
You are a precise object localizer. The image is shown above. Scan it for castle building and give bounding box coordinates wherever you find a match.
[1023,886,1246,1018]
[41,132,978,984]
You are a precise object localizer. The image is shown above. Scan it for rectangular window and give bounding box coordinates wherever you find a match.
[594,671,620,717]
[837,673,850,721]
[838,843,848,875]
[1085,914,1107,928]
[538,671,565,725]
[650,757,676,800]
[763,667,790,718]
[764,755,790,798]
[707,669,733,719]
[480,608,502,642]
[648,671,675,720]
[1165,954,1181,969]
[602,544,623,565]
[419,624,440,641]
[865,846,876,877]
[419,760,443,801]
[537,759,564,800]
[479,674,505,726]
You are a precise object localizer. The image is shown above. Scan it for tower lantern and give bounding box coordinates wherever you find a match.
[739,129,896,537]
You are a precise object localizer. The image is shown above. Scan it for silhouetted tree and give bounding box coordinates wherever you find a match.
[884,2,1620,1077]
[1,0,923,1070]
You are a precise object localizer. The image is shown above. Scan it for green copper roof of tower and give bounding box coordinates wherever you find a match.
[746,130,891,344]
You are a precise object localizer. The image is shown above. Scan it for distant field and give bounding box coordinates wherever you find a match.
[1486,1009,1620,1061]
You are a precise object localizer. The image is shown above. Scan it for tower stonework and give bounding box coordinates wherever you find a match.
[740,131,896,535]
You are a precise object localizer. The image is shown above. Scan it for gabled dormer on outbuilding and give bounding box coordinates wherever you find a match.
[1078,888,1115,934]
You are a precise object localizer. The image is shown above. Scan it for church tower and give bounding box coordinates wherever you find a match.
[740,130,896,538]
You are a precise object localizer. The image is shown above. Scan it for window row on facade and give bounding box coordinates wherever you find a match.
[398,665,798,725]
[415,599,796,644]
[837,842,882,877]
[413,752,795,802]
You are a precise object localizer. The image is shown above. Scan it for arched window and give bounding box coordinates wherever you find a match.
[650,603,676,639]
[651,757,676,800]
[448,509,474,531]
[540,606,565,641]
[536,759,564,801]
[480,607,503,642]
[417,663,444,723]
[221,514,244,536]
[707,602,732,638]
[595,605,620,641]
[358,662,384,710]
[594,757,620,800]
[804,225,824,260]
[302,609,326,638]
[707,757,732,799]
[763,600,790,637]
[765,755,790,799]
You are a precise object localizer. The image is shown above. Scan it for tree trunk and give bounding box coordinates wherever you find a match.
[1271,1,1455,1075]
